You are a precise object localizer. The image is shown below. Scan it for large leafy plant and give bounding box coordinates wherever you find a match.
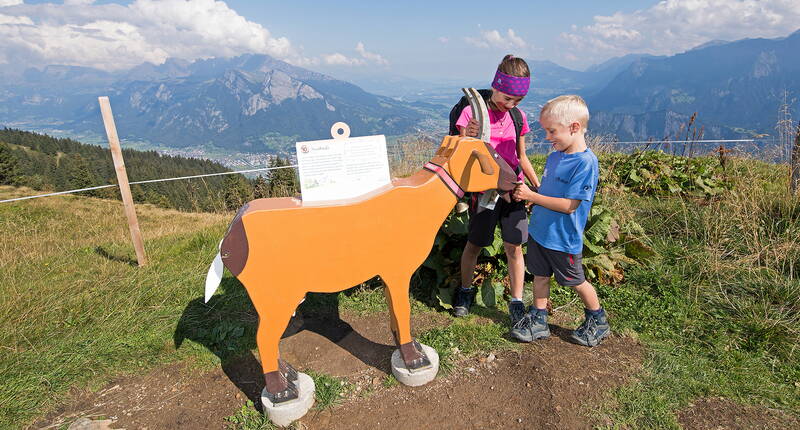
[419,205,508,310]
[603,151,729,197]
[581,199,654,283]
[417,197,653,310]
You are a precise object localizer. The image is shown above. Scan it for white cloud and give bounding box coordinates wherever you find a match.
[561,0,800,64]
[355,42,388,66]
[465,28,530,53]
[323,52,365,66]
[0,0,314,70]
[438,36,449,44]
[322,42,388,67]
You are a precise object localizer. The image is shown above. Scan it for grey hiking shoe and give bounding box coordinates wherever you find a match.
[511,308,550,343]
[452,288,477,317]
[571,308,611,347]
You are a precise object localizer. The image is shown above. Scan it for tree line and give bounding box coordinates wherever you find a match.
[0,128,299,212]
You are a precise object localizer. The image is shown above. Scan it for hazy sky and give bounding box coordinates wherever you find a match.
[2,0,799,81]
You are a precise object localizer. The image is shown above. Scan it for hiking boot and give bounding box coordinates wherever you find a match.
[509,301,526,327]
[511,308,550,343]
[452,287,477,317]
[571,308,611,347]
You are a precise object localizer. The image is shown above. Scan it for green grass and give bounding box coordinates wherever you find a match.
[0,190,238,428]
[307,371,352,411]
[591,158,800,427]
[418,314,520,373]
[224,401,281,430]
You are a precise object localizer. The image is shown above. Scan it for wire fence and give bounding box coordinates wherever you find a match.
[1,136,793,205]
[0,165,297,204]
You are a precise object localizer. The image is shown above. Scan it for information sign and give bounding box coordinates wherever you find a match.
[296,123,391,203]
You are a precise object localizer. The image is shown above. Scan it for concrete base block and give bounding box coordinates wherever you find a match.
[391,343,439,387]
[261,372,315,427]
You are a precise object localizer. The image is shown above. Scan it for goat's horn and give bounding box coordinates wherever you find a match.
[470,149,495,175]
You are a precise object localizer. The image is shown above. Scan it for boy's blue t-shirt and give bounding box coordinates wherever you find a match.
[529,148,599,254]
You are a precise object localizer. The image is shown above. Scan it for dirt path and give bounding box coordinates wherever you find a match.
[35,311,642,429]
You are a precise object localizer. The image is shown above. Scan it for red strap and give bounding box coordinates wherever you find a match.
[424,162,465,199]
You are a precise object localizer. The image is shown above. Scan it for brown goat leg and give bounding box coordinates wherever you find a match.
[263,371,299,404]
[383,273,431,370]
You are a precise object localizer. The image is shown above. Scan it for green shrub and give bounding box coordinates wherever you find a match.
[418,196,653,309]
[603,151,730,197]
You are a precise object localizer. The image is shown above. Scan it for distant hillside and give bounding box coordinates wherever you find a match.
[4,31,800,148]
[587,30,800,139]
[0,55,429,153]
[0,128,234,211]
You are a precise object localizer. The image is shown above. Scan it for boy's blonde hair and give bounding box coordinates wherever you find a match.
[540,95,590,129]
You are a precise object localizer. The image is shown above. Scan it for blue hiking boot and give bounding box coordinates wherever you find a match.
[571,308,611,347]
[508,301,526,327]
[511,307,550,343]
[452,287,477,317]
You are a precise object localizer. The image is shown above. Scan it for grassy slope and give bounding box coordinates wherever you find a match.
[2,154,799,429]
[591,158,800,427]
[0,186,231,427]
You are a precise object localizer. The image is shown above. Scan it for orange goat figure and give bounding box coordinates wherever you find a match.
[206,135,517,403]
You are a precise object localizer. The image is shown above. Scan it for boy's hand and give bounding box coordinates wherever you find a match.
[513,182,537,202]
[465,119,479,137]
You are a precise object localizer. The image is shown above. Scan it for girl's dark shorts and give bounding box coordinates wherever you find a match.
[467,193,528,247]
[525,239,586,287]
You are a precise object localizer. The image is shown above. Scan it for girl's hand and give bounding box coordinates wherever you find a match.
[465,119,479,137]
[513,182,536,202]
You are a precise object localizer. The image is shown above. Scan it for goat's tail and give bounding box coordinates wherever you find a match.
[204,241,224,302]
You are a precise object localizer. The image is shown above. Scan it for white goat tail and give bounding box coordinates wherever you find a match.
[205,251,224,303]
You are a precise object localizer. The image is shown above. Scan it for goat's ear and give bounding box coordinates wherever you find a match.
[470,149,495,175]
[435,135,454,156]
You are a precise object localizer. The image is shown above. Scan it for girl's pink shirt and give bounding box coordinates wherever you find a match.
[456,105,530,179]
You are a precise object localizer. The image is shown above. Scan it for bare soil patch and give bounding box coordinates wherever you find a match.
[34,311,641,429]
[677,397,800,430]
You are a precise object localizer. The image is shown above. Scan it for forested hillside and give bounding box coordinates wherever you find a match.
[0,128,297,211]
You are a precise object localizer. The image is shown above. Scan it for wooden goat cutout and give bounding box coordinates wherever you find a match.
[204,134,516,424]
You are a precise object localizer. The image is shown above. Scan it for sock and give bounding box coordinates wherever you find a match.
[510,297,523,303]
[587,307,604,317]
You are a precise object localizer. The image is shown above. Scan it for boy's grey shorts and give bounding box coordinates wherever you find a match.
[526,239,586,287]
[467,193,528,247]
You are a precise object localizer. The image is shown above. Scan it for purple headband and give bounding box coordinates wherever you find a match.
[491,69,530,97]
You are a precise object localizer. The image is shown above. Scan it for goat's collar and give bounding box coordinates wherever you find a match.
[424,162,465,199]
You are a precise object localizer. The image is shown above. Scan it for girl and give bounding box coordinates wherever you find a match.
[453,54,540,332]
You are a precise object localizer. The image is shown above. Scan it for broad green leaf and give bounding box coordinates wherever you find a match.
[625,238,656,260]
[481,279,496,308]
[437,287,454,309]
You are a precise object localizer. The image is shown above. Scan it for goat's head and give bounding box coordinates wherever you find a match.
[439,136,518,193]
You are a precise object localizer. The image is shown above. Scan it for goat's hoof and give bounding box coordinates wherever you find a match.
[399,339,432,370]
[261,372,315,427]
[264,379,299,404]
[391,342,439,387]
[278,358,298,382]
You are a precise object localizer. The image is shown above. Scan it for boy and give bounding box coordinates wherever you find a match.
[511,95,609,347]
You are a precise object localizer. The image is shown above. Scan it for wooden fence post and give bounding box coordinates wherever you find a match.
[792,122,800,195]
[98,96,148,266]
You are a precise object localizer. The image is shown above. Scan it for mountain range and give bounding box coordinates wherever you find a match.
[1,29,798,154]
[587,30,800,140]
[0,55,431,152]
